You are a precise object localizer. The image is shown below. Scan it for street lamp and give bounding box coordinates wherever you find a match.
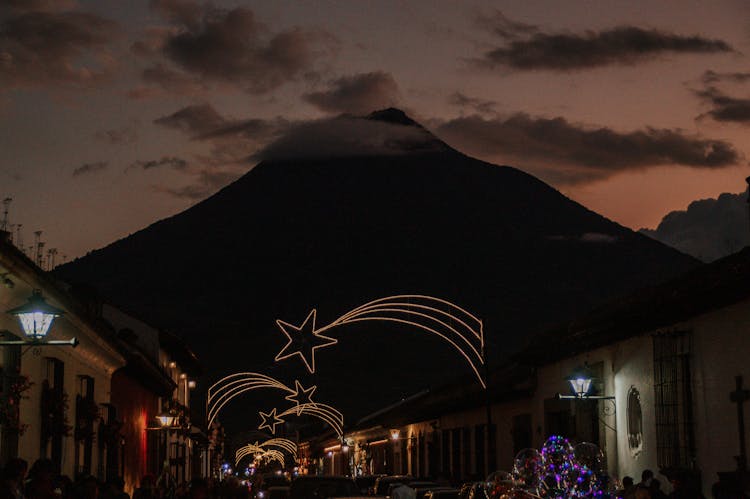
[390,429,400,441]
[2,290,77,347]
[557,364,614,400]
[156,409,178,428]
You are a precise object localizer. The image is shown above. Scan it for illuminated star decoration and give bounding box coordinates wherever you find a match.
[258,408,285,434]
[277,295,486,388]
[207,373,344,436]
[285,380,317,415]
[275,309,337,373]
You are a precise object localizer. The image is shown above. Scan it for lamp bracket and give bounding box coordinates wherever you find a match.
[0,337,79,348]
[556,393,615,400]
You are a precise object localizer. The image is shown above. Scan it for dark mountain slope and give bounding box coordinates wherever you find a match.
[57,110,699,429]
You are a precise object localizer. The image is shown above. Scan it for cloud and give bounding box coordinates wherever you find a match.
[695,86,750,124]
[72,161,108,177]
[144,1,337,94]
[475,9,538,40]
[129,156,188,171]
[153,103,227,135]
[255,114,446,161]
[130,63,208,97]
[154,103,293,172]
[434,113,741,184]
[4,0,77,13]
[150,0,203,30]
[640,190,749,262]
[447,92,499,115]
[94,126,138,145]
[701,70,750,85]
[303,71,400,114]
[0,7,119,90]
[475,25,732,71]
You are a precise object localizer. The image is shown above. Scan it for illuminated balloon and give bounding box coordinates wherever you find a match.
[485,471,515,499]
[541,435,574,477]
[573,443,604,474]
[513,448,543,489]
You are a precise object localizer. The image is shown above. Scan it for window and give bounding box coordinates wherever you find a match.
[474,425,485,475]
[451,429,462,478]
[653,331,695,470]
[512,414,532,454]
[75,376,95,475]
[627,387,643,457]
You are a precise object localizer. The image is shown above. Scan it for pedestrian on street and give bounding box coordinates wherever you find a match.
[133,475,157,499]
[0,458,28,499]
[616,477,636,499]
[186,479,209,499]
[639,471,654,490]
[24,459,56,499]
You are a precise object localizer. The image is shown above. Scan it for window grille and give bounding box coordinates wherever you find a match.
[653,331,695,470]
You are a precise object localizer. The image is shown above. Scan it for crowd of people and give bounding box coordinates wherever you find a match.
[615,470,670,499]
[0,458,216,499]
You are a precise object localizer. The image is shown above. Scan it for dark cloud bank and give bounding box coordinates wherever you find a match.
[641,190,750,262]
[303,71,400,114]
[475,19,732,71]
[133,0,338,95]
[0,3,118,89]
[695,87,750,124]
[435,113,740,184]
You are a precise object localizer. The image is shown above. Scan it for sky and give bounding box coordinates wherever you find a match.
[2,0,750,260]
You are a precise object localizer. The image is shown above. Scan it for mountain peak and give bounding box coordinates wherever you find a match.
[367,108,420,127]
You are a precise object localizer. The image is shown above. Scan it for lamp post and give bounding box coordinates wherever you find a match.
[557,364,614,400]
[155,408,179,475]
[2,290,77,347]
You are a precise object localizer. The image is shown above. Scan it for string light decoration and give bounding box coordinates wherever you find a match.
[275,310,337,373]
[260,449,286,467]
[503,436,612,499]
[256,402,344,438]
[235,443,264,466]
[235,438,299,467]
[258,408,285,433]
[285,380,317,414]
[206,374,343,436]
[260,438,298,458]
[277,402,343,438]
[275,295,486,387]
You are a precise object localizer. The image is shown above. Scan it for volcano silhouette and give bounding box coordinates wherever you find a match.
[57,109,698,430]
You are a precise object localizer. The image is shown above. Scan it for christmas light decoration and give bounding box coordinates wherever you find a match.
[258,408,285,433]
[285,380,317,414]
[260,438,298,457]
[504,436,612,499]
[235,438,299,467]
[275,310,337,373]
[277,402,344,438]
[235,443,264,466]
[207,373,343,436]
[275,295,486,387]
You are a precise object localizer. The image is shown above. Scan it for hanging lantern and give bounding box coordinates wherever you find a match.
[7,290,64,340]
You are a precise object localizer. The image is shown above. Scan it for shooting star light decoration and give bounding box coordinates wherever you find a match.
[258,408,285,433]
[207,373,342,437]
[261,438,298,458]
[275,310,337,373]
[275,295,486,387]
[235,438,299,467]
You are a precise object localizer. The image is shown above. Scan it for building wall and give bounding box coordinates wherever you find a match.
[534,338,669,487]
[110,369,159,496]
[0,263,124,479]
[683,299,750,494]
